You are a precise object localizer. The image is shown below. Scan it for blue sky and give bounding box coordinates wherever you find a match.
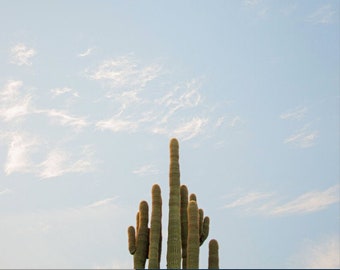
[0,0,339,268]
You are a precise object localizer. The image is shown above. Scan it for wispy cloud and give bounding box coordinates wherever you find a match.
[0,80,32,121]
[223,185,339,217]
[88,55,162,90]
[306,4,336,25]
[78,48,93,57]
[270,185,339,216]
[10,43,36,66]
[280,106,307,121]
[86,197,119,208]
[173,117,208,141]
[96,116,138,133]
[3,132,38,175]
[133,164,159,176]
[39,146,95,179]
[50,87,79,98]
[37,109,88,129]
[224,192,274,208]
[289,235,340,268]
[87,56,231,142]
[284,125,318,148]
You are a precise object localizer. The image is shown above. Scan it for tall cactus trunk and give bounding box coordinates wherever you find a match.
[134,201,149,269]
[166,138,182,269]
[148,184,162,269]
[180,185,189,269]
[187,200,200,269]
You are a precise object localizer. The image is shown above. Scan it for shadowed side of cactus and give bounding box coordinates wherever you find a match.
[148,184,162,269]
[180,185,189,269]
[199,209,210,246]
[187,200,200,269]
[208,239,219,269]
[166,138,182,268]
[128,200,149,269]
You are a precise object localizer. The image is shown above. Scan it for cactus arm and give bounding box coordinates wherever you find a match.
[200,216,210,246]
[208,239,219,269]
[128,226,136,254]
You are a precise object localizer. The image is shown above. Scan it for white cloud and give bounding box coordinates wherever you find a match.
[96,117,138,133]
[86,197,119,208]
[270,185,339,216]
[284,125,318,148]
[224,192,274,208]
[37,109,88,129]
[50,87,79,97]
[133,164,159,176]
[289,235,340,269]
[306,4,336,25]
[38,149,68,178]
[280,106,307,121]
[173,117,208,141]
[39,146,95,179]
[156,79,202,124]
[4,132,37,175]
[10,43,36,66]
[0,96,31,121]
[223,185,339,217]
[0,80,23,102]
[78,48,93,57]
[0,80,32,121]
[88,55,162,90]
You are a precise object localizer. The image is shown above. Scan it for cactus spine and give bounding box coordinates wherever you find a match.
[208,239,219,269]
[148,184,162,269]
[166,138,182,268]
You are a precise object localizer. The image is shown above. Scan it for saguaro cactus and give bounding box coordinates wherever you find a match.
[128,201,149,269]
[187,200,200,269]
[148,184,162,269]
[127,138,220,269]
[166,138,182,269]
[180,185,189,269]
[208,239,219,269]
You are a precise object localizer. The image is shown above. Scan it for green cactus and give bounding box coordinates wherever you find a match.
[189,193,197,202]
[128,200,149,269]
[199,209,210,246]
[166,138,182,269]
[180,185,189,269]
[127,138,220,269]
[187,200,199,269]
[208,239,219,269]
[148,184,162,269]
